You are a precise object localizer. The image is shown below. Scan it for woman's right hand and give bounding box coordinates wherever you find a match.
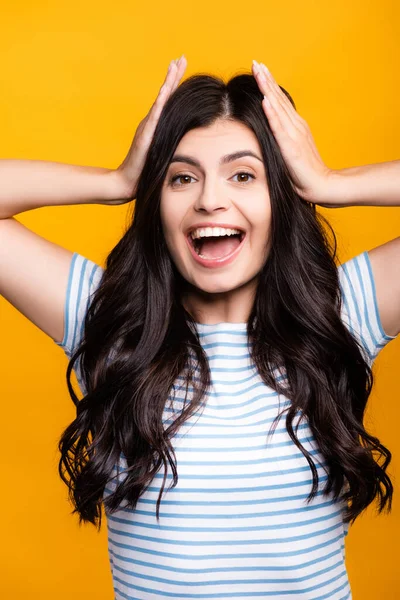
[108,54,187,204]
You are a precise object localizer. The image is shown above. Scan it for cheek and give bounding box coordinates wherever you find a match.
[160,194,188,244]
[250,206,272,255]
[249,196,272,233]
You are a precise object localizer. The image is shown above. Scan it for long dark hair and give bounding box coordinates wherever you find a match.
[58,72,393,529]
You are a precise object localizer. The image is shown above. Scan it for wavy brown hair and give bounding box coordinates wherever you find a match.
[58,72,393,529]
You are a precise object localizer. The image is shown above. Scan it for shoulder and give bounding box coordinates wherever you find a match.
[55,252,104,356]
[337,250,396,364]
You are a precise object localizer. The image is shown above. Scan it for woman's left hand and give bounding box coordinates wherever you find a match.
[252,61,336,207]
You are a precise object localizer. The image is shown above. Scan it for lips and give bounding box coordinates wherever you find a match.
[185,231,247,269]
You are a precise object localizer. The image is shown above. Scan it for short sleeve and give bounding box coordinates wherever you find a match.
[55,252,104,358]
[337,250,397,365]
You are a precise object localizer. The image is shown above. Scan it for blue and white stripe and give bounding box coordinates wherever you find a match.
[55,252,103,394]
[338,250,395,364]
[55,250,396,599]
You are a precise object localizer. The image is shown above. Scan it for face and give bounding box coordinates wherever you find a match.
[160,119,272,324]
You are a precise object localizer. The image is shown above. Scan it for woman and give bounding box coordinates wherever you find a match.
[1,55,399,599]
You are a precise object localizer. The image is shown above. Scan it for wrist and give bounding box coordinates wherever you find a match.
[100,169,135,205]
[317,169,355,208]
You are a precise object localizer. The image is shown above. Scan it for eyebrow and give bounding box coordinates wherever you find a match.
[169,150,263,169]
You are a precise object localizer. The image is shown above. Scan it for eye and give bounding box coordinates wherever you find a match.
[232,171,255,184]
[169,173,196,187]
[169,171,256,187]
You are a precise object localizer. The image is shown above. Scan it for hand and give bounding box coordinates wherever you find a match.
[113,55,187,203]
[252,61,335,207]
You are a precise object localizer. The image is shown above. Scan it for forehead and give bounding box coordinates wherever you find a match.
[172,120,261,162]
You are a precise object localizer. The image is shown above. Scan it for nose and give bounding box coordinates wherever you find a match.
[193,177,231,214]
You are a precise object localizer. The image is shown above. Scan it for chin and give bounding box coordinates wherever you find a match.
[190,274,250,295]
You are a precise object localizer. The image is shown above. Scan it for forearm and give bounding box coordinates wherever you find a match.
[0,159,132,219]
[328,159,400,207]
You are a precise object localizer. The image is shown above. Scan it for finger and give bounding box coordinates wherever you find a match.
[153,59,179,107]
[157,55,186,101]
[160,59,178,94]
[141,55,187,143]
[259,63,307,131]
[252,63,299,135]
[258,67,300,132]
[170,55,187,93]
[252,62,289,116]
[260,92,290,142]
[145,59,181,129]
[259,63,298,118]
[255,65,309,140]
[260,65,294,110]
[175,55,187,83]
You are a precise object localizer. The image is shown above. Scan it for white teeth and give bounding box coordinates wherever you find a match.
[190,226,242,240]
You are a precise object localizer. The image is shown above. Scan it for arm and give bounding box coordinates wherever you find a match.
[367,237,400,338]
[0,161,131,219]
[0,56,187,220]
[324,163,400,338]
[0,57,187,346]
[252,60,400,338]
[324,160,400,208]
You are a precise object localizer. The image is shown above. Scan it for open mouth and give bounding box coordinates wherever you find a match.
[188,231,245,259]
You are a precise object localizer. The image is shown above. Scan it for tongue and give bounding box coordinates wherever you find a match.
[199,235,241,259]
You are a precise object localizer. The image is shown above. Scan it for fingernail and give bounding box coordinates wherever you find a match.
[252,59,260,73]
[263,95,271,108]
[260,63,269,75]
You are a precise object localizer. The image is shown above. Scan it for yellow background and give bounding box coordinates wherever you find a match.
[1,0,399,597]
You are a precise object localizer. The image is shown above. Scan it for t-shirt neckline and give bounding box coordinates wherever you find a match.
[194,321,248,331]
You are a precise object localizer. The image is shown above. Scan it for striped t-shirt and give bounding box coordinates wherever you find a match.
[55,250,396,600]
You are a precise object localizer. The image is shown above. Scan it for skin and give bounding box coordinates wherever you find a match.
[160,118,272,325]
